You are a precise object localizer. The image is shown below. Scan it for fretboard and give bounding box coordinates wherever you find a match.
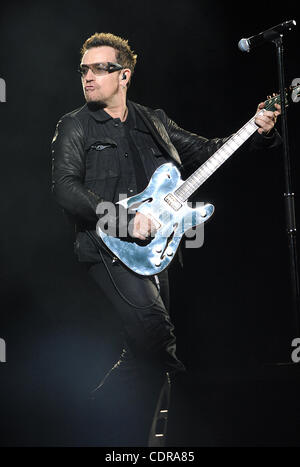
[174,114,261,202]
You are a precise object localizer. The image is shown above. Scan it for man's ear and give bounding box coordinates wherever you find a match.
[119,68,131,87]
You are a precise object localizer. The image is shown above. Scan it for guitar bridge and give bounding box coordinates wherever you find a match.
[164,193,182,211]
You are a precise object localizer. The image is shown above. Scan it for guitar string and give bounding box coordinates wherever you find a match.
[175,98,279,202]
[175,119,256,201]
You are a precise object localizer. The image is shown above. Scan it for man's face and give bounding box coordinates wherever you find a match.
[80,46,122,106]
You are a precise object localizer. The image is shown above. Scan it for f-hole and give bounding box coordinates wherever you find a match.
[130,197,153,210]
[160,223,178,259]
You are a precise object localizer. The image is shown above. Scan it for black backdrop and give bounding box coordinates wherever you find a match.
[0,0,299,447]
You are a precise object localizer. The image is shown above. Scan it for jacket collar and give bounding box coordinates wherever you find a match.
[85,100,139,128]
[85,103,113,122]
[85,100,182,166]
[131,101,182,166]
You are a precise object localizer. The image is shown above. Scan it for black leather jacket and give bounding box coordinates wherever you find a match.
[51,100,281,261]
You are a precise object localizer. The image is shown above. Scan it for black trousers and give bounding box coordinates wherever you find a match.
[86,249,185,446]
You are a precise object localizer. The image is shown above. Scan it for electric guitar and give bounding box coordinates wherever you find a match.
[96,86,300,276]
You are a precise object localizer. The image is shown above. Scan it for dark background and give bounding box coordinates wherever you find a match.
[0,0,299,447]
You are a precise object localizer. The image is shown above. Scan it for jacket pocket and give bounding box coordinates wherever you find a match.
[84,137,119,182]
[84,138,120,202]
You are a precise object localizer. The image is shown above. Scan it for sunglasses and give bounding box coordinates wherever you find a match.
[78,62,123,77]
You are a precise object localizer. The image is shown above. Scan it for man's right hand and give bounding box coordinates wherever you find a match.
[131,212,157,240]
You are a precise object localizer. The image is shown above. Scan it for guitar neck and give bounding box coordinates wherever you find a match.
[174,115,258,202]
[173,82,300,202]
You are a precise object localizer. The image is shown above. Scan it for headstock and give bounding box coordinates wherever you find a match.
[264,83,300,111]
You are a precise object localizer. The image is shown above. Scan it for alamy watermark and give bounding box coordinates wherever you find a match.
[96,194,205,248]
[0,338,6,363]
[291,78,300,103]
[291,337,300,363]
[0,78,6,102]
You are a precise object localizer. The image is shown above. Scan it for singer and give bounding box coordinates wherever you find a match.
[51,32,281,446]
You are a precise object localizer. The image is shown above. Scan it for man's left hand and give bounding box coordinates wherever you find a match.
[255,101,281,135]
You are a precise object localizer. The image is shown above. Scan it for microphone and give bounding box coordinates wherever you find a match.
[238,20,296,52]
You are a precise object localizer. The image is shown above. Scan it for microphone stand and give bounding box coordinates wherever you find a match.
[273,35,300,337]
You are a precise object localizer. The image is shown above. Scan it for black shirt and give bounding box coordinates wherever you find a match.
[123,105,148,193]
[83,100,169,206]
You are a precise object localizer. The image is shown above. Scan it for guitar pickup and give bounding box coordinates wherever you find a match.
[164,193,182,211]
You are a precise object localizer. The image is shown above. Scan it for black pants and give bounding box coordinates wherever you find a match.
[86,249,185,446]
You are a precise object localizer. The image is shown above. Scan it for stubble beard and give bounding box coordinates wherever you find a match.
[85,91,107,109]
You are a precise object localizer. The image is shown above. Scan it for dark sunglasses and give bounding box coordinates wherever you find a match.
[78,62,123,77]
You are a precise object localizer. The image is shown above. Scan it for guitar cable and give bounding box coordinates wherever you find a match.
[85,230,162,309]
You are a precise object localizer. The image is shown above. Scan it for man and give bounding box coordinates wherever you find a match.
[51,32,281,446]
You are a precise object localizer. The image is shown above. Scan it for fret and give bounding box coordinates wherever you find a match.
[214,152,227,163]
[201,162,213,174]
[232,132,245,144]
[199,164,212,177]
[194,173,206,184]
[227,139,239,151]
[184,179,195,190]
[222,146,233,156]
[212,156,224,168]
[206,158,218,170]
[213,150,226,163]
[177,188,192,201]
[214,151,229,164]
[207,163,220,176]
[221,145,233,156]
[247,124,258,135]
[190,173,204,185]
[243,122,256,136]
[232,134,243,145]
[214,154,226,168]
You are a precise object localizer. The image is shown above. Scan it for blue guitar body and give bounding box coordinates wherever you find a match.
[96,163,214,276]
